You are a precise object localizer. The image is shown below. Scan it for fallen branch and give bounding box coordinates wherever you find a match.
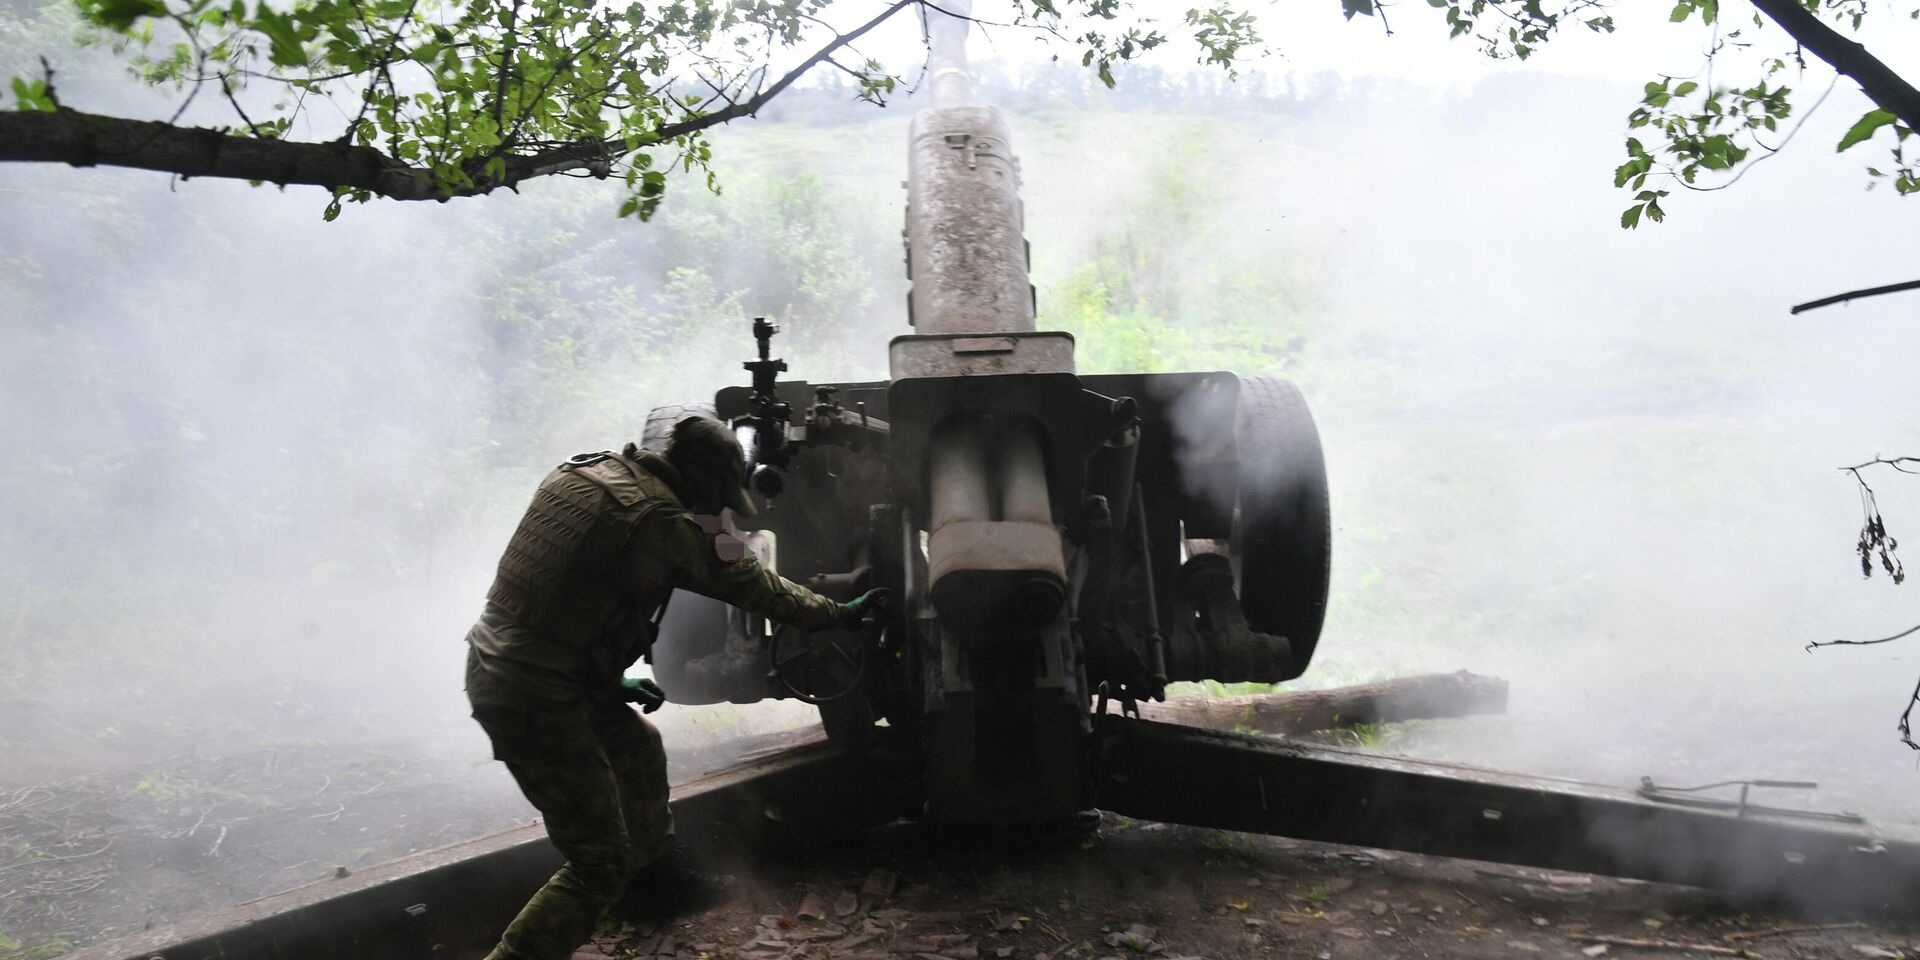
[1569,934,1761,958]
[1138,670,1508,735]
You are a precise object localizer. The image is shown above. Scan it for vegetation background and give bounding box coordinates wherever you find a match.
[3,0,1919,952]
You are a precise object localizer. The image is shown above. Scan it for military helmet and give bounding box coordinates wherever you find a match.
[665,415,757,517]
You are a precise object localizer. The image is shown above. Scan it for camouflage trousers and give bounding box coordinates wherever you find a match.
[471,693,675,960]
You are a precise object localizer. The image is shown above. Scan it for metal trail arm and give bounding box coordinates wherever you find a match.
[70,719,1920,959]
[1095,716,1920,911]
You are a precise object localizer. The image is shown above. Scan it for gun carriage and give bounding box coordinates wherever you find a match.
[647,0,1327,828]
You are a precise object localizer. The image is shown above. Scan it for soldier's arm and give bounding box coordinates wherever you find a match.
[638,507,849,631]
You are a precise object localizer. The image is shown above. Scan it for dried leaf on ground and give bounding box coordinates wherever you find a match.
[788,924,845,942]
[837,932,882,952]
[835,891,861,918]
[796,890,831,920]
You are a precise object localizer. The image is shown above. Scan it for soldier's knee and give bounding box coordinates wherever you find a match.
[594,699,666,756]
[581,861,632,901]
[635,715,665,755]
[563,845,636,903]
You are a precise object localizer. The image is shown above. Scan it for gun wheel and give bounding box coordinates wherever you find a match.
[1234,375,1332,678]
[767,624,868,705]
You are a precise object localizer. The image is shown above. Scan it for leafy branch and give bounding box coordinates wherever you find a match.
[1843,457,1913,584]
[1,0,1265,218]
[1357,1,1920,225]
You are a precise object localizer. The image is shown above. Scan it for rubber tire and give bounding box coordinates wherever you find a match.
[1234,376,1331,679]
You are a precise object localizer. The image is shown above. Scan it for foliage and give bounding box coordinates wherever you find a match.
[3,0,1915,224]
[7,0,1912,227]
[1352,0,1920,223]
[0,0,1264,218]
[1035,129,1311,375]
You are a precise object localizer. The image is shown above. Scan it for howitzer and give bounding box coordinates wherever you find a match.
[638,0,1920,904]
[646,0,1328,826]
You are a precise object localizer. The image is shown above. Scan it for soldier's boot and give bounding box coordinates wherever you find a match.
[617,845,736,920]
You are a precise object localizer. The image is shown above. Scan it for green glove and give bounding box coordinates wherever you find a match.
[621,677,666,713]
[839,587,895,627]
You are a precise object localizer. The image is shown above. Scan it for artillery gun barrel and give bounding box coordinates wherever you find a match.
[923,0,977,108]
[897,0,1066,632]
[904,0,1034,336]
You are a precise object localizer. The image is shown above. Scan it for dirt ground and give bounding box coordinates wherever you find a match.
[0,736,531,957]
[4,705,1918,960]
[586,815,1920,960]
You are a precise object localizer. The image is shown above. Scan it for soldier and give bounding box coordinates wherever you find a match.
[465,415,885,960]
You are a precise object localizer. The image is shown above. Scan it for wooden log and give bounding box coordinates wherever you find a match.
[1137,670,1508,735]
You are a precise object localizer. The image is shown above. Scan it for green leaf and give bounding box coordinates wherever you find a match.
[1340,0,1373,18]
[1620,204,1643,229]
[1838,109,1897,152]
[10,75,56,111]
[84,0,168,30]
[253,6,309,67]
[1673,80,1698,97]
[1613,157,1648,189]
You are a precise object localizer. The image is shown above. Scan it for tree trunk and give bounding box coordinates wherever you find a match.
[1138,670,1508,735]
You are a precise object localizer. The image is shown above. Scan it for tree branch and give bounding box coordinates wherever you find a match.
[1808,627,1920,752]
[0,109,448,199]
[1746,0,1920,132]
[1806,621,1920,652]
[1790,278,1920,315]
[0,0,920,201]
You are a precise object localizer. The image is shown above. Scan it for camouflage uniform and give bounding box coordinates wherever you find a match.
[466,447,846,960]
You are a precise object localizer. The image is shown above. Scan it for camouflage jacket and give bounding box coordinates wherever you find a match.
[465,449,845,707]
